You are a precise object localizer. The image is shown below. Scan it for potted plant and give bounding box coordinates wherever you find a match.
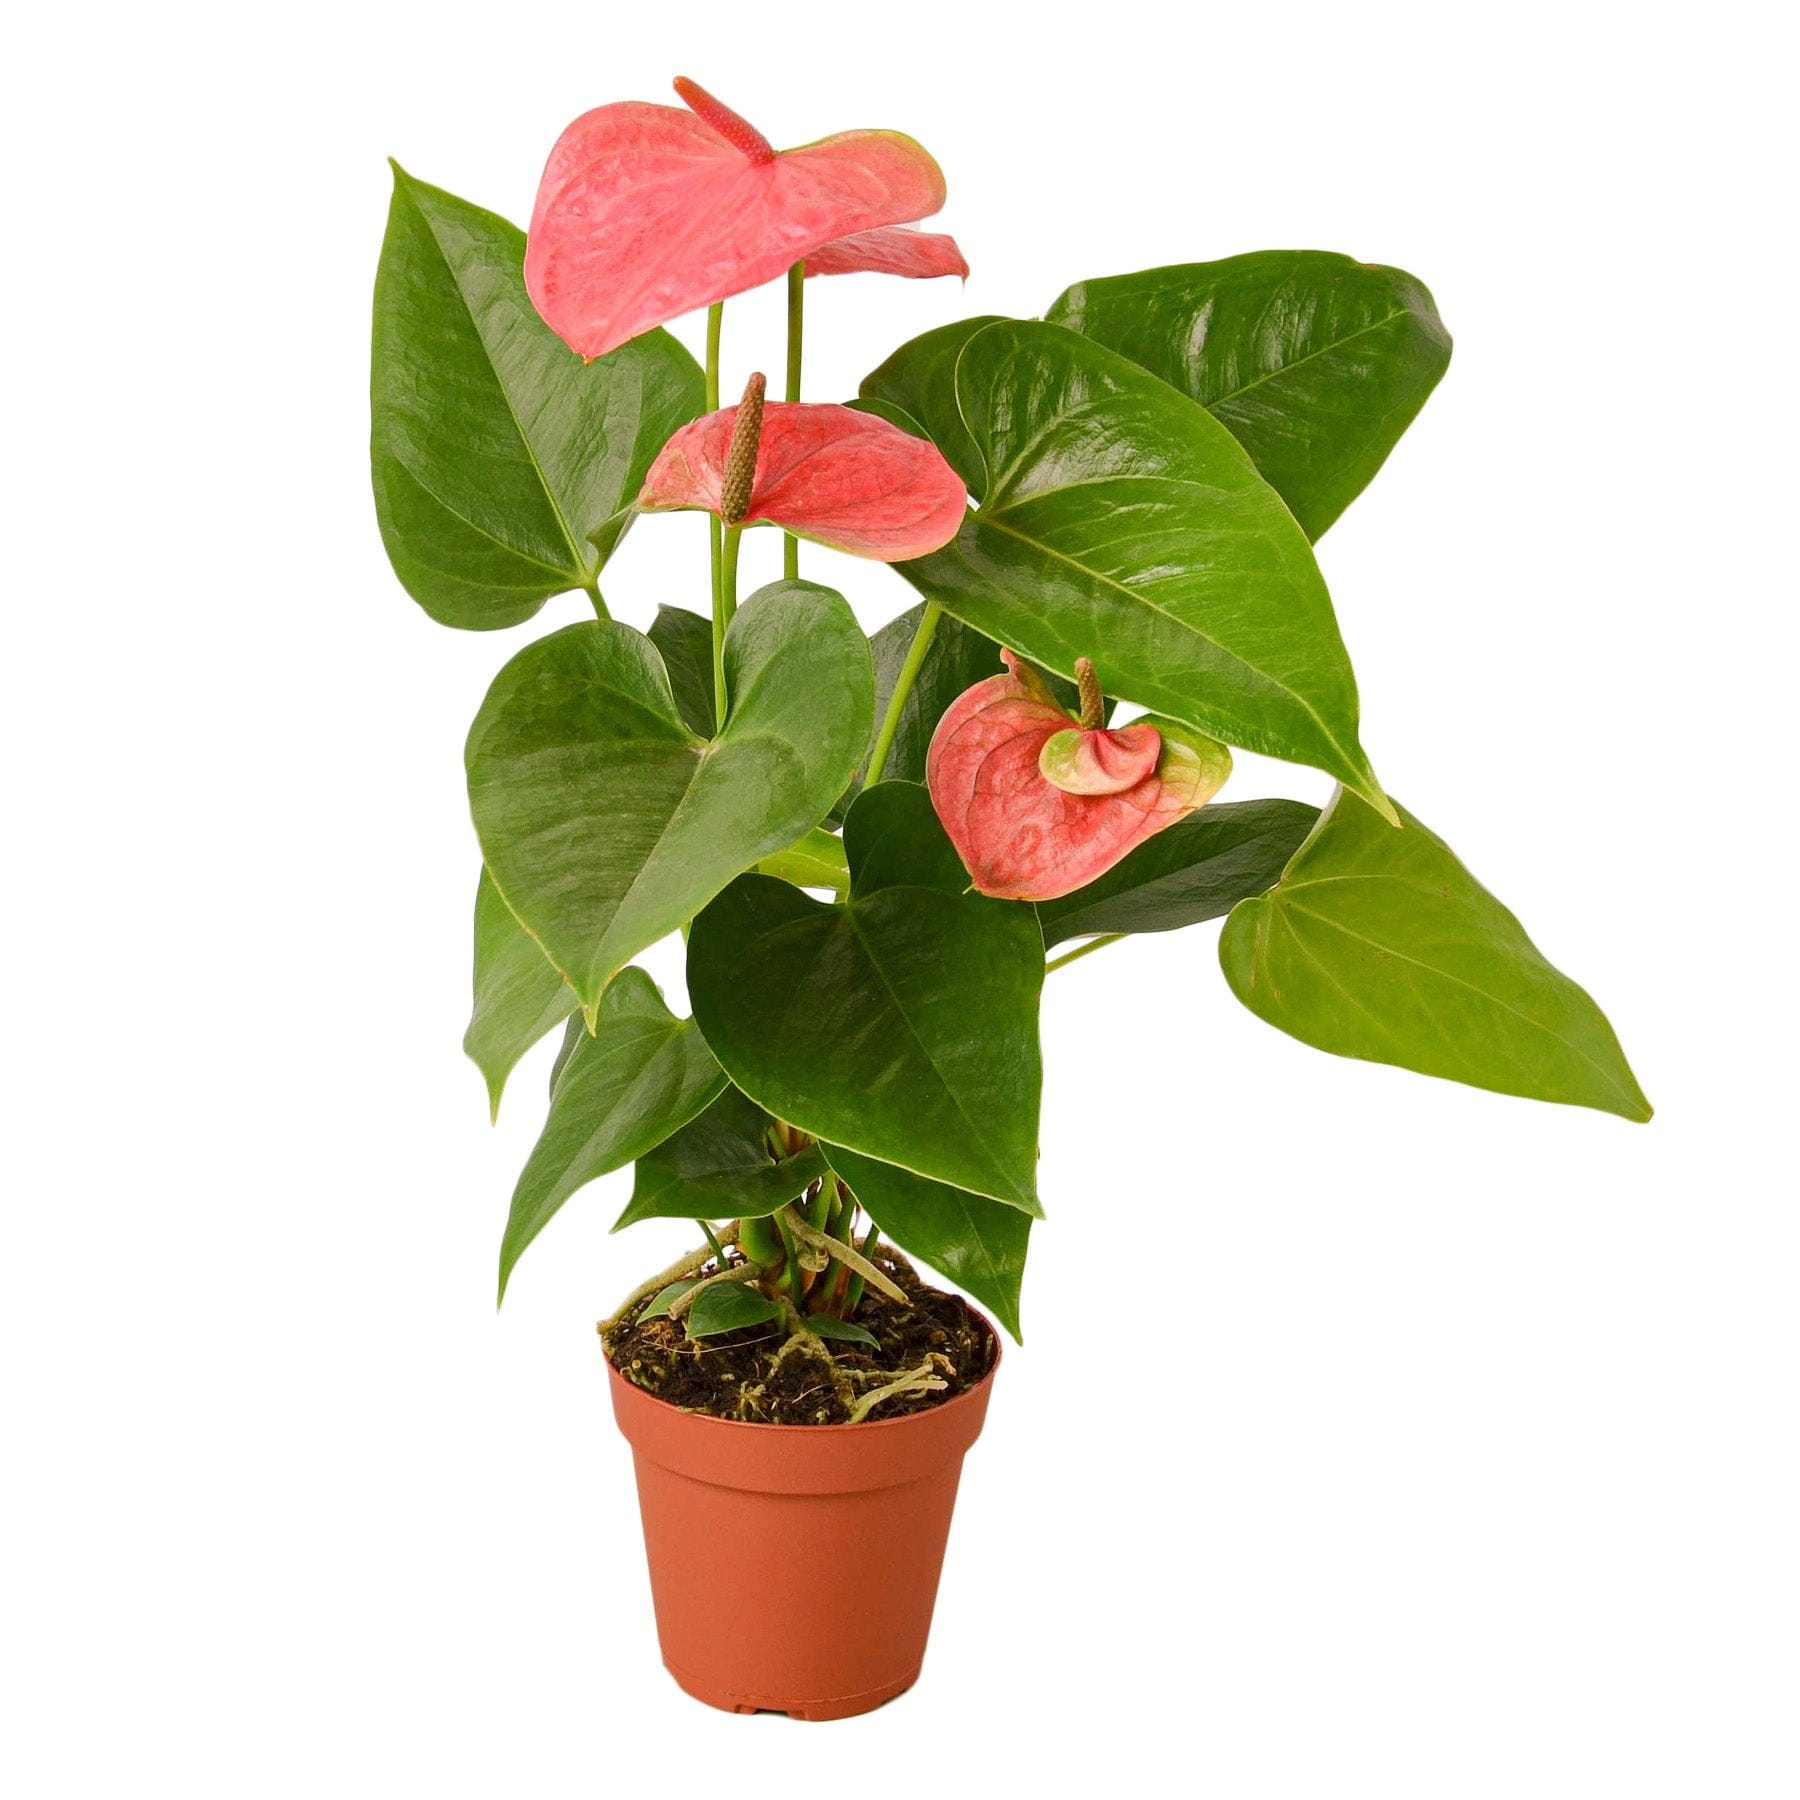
[369,76,1650,1719]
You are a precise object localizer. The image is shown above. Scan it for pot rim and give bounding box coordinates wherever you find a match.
[606,1305,1001,1437]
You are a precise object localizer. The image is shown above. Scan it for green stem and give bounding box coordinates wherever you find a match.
[783,261,804,582]
[705,302,724,724]
[582,580,608,620]
[1045,932,1127,974]
[865,602,942,786]
[714,526,743,728]
[846,1222,881,1312]
[697,1220,727,1268]
[774,1208,802,1302]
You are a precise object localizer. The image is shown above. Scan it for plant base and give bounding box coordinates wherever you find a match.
[608,1321,998,1720]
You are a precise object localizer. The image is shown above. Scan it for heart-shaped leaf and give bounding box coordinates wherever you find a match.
[822,1143,1029,1342]
[1219,791,1651,1120]
[684,1280,783,1338]
[1037,798,1319,947]
[872,321,1391,814]
[371,165,703,629]
[464,867,578,1119]
[466,581,874,1018]
[525,83,946,360]
[498,969,727,1300]
[616,1085,829,1228]
[688,783,1044,1213]
[1047,253,1451,540]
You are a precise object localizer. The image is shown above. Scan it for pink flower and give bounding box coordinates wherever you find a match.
[638,388,966,563]
[805,226,968,282]
[526,79,950,360]
[927,653,1233,902]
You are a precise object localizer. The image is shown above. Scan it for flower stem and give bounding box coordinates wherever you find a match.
[705,302,724,722]
[1044,931,1126,974]
[714,526,744,728]
[865,602,942,786]
[783,261,804,581]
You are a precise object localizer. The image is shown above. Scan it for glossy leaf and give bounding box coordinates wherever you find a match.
[803,1314,879,1347]
[823,1143,1029,1341]
[641,1278,697,1321]
[1047,252,1451,540]
[646,604,714,736]
[498,970,727,1299]
[1219,791,1651,1120]
[832,607,1090,821]
[525,83,946,360]
[639,401,966,561]
[1036,798,1319,946]
[617,1085,829,1227]
[858,315,1006,493]
[875,321,1391,813]
[466,582,873,1018]
[464,867,576,1119]
[685,1280,783,1338]
[926,652,1230,902]
[688,784,1044,1213]
[548,1013,583,1093]
[806,227,968,281]
[755,826,850,895]
[371,165,703,629]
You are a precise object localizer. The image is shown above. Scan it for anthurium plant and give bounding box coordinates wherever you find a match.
[371,78,1649,1376]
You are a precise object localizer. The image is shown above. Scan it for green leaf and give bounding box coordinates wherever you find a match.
[1047,252,1451,541]
[874,321,1390,813]
[371,165,703,629]
[641,1278,698,1321]
[831,606,1093,821]
[823,1143,1029,1342]
[617,1086,829,1228]
[548,1013,584,1094]
[685,1281,783,1338]
[466,581,875,1018]
[1037,799,1319,948]
[646,604,715,736]
[1219,791,1651,1121]
[464,867,578,1119]
[858,315,1007,495]
[802,1314,880,1348]
[755,826,850,895]
[689,783,1045,1214]
[498,969,727,1299]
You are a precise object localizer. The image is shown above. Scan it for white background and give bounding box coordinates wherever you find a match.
[5,2,1795,1793]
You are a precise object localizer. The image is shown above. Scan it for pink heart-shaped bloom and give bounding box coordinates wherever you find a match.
[525,79,948,360]
[805,226,968,281]
[638,400,967,562]
[927,653,1232,901]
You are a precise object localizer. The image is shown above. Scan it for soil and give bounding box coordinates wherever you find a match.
[603,1249,994,1426]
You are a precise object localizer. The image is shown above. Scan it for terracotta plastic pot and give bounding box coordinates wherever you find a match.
[607,1328,999,1720]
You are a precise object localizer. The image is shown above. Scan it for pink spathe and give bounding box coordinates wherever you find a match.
[526,81,947,360]
[639,401,967,563]
[928,653,1224,902]
[806,226,969,281]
